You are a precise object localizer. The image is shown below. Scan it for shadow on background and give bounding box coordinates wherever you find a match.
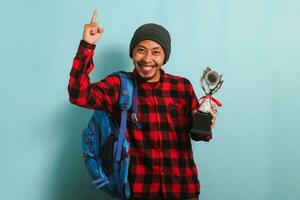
[48,46,131,200]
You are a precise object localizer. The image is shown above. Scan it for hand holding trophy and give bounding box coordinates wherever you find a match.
[190,67,224,142]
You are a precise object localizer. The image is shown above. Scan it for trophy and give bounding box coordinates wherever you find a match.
[190,67,223,141]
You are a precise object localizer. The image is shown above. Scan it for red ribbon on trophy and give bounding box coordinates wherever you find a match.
[199,95,222,109]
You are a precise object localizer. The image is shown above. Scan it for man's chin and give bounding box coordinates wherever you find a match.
[138,74,154,81]
[137,72,162,83]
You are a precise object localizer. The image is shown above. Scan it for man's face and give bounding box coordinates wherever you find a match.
[132,40,165,82]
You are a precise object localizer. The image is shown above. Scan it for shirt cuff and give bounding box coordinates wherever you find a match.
[80,40,96,51]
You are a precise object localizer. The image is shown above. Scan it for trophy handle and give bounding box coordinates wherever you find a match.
[210,76,223,95]
[200,77,208,95]
[201,68,211,95]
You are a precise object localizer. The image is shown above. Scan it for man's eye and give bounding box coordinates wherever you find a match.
[137,48,145,53]
[153,50,160,55]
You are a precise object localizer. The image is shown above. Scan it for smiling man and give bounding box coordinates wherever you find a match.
[129,24,170,83]
[68,11,214,200]
[131,40,165,82]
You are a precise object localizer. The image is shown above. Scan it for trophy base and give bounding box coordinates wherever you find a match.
[190,111,212,141]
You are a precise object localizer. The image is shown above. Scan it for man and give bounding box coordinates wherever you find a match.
[68,10,215,200]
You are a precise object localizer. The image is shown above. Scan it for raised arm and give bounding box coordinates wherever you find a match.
[68,10,120,112]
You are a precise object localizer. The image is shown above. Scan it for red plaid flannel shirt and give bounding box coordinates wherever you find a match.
[68,40,201,199]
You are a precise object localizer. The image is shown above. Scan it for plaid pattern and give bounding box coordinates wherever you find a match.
[68,40,201,199]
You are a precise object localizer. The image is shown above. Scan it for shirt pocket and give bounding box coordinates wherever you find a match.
[167,103,189,132]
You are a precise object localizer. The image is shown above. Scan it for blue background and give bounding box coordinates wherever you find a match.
[0,0,299,199]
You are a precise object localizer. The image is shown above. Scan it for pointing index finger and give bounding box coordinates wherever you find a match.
[90,10,97,23]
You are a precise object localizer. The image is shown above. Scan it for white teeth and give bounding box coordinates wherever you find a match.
[141,66,153,72]
[144,67,152,71]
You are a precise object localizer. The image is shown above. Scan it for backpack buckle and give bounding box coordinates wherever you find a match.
[131,113,138,123]
[122,90,128,96]
[131,113,142,129]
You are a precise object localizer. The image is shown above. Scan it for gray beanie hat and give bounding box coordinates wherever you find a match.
[129,23,171,64]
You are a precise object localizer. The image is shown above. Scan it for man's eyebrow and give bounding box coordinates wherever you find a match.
[136,44,162,50]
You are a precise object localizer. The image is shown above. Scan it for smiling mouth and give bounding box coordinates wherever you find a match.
[139,65,154,72]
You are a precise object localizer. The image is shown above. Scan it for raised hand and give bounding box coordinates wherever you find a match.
[82,10,104,44]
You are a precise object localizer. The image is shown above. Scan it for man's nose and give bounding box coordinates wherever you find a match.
[143,51,153,62]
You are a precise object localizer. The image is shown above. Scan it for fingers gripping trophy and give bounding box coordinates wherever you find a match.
[190,67,224,142]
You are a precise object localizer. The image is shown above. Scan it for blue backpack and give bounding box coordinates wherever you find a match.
[82,72,141,200]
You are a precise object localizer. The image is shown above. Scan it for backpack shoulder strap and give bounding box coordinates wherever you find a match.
[116,71,134,111]
[114,71,141,162]
[112,72,140,199]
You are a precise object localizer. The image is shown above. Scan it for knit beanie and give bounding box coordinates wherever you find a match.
[129,23,171,64]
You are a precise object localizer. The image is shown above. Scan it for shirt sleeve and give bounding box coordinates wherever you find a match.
[186,79,200,111]
[185,79,200,132]
[67,40,120,113]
